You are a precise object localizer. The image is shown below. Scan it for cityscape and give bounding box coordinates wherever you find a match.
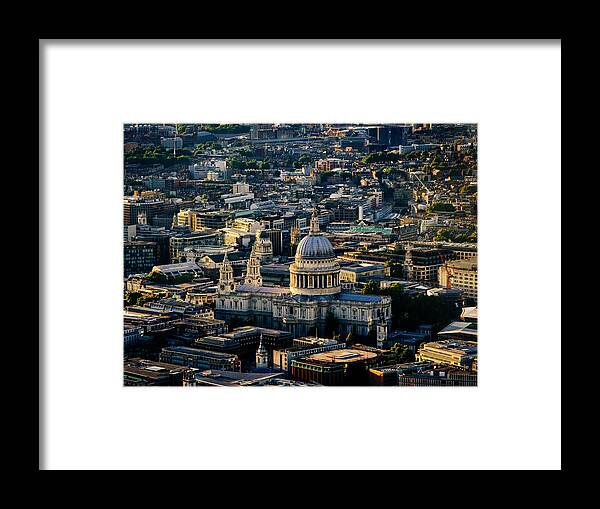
[123,123,478,387]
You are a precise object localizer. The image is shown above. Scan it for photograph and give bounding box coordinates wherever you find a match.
[41,38,560,470]
[123,123,478,386]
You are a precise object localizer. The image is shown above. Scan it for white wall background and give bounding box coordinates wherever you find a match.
[41,40,561,470]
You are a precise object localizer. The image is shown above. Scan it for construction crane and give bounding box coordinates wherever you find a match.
[411,171,433,205]
[398,146,433,205]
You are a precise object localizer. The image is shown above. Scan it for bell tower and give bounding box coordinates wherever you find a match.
[245,246,263,286]
[218,251,236,294]
[253,230,273,264]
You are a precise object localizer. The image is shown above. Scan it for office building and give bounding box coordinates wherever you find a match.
[438,256,478,302]
[159,346,242,371]
[124,241,158,276]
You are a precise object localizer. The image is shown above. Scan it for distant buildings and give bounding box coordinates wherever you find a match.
[183,369,284,386]
[123,194,168,226]
[399,143,440,154]
[439,257,478,302]
[290,345,387,386]
[169,230,223,262]
[124,241,158,276]
[272,339,342,373]
[149,261,204,279]
[159,345,242,372]
[124,358,194,386]
[161,136,183,150]
[339,262,389,284]
[123,123,478,387]
[416,340,477,371]
[366,125,410,148]
[382,325,433,351]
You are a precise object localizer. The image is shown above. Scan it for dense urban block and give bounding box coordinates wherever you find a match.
[123,123,478,386]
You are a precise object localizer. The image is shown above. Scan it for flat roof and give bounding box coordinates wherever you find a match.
[421,340,477,355]
[340,264,386,273]
[162,346,238,359]
[446,257,478,269]
[153,262,202,272]
[305,348,378,364]
[191,370,283,387]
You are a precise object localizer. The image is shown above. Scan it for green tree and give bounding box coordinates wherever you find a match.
[385,260,404,277]
[430,202,456,212]
[362,281,381,295]
[390,343,414,363]
[124,292,141,307]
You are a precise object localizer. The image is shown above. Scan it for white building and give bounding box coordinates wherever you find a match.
[215,210,391,338]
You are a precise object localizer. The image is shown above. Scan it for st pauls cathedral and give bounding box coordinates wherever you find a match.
[215,211,392,339]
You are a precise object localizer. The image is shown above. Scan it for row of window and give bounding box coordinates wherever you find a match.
[291,273,339,289]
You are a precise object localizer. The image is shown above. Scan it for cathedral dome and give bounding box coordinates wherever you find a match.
[295,234,335,260]
[289,209,341,297]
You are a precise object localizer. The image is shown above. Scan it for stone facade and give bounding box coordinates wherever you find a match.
[216,211,391,339]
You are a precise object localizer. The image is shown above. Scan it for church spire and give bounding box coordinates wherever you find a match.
[218,251,235,293]
[256,333,268,370]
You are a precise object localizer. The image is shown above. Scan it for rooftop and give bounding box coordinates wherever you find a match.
[304,348,378,364]
[190,370,284,387]
[446,257,478,270]
[162,346,239,359]
[152,262,202,273]
[338,292,384,303]
[340,263,386,273]
[421,340,477,355]
[438,321,478,337]
[461,306,478,321]
[236,284,290,295]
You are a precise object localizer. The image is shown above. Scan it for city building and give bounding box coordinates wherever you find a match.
[438,256,478,302]
[215,211,392,338]
[290,346,383,386]
[437,321,478,342]
[124,358,194,386]
[149,262,204,279]
[159,346,242,371]
[169,230,223,262]
[183,370,285,386]
[124,241,158,276]
[123,123,479,388]
[416,340,477,371]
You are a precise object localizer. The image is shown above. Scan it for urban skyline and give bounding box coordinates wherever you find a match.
[123,123,478,386]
